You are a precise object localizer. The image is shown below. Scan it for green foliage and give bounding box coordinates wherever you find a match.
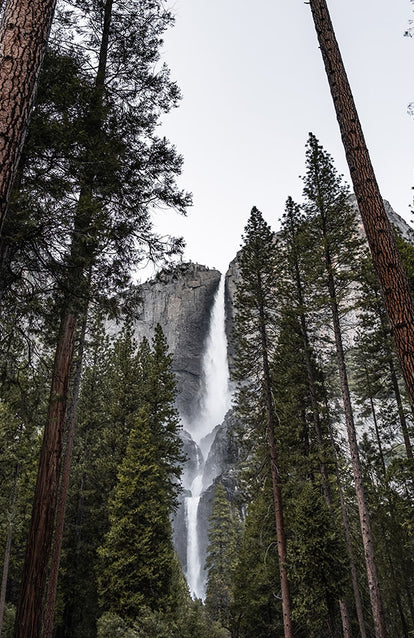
[287,483,347,637]
[0,603,16,638]
[205,484,241,629]
[232,484,282,638]
[60,319,183,636]
[97,409,177,619]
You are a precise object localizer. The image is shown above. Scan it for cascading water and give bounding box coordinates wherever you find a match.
[183,275,232,599]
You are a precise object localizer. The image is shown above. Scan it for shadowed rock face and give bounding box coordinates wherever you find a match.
[131,263,221,420]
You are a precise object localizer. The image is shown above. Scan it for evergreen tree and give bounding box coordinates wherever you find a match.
[232,484,282,638]
[97,408,177,619]
[205,483,241,633]
[15,3,190,632]
[60,322,183,636]
[308,0,414,452]
[287,483,347,638]
[234,206,293,638]
[302,133,387,638]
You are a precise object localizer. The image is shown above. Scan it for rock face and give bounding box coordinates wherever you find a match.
[131,263,221,420]
[225,255,241,376]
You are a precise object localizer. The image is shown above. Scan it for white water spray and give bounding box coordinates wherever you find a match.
[184,275,232,599]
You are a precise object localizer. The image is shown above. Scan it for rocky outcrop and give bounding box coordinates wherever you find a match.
[225,256,241,376]
[130,263,221,420]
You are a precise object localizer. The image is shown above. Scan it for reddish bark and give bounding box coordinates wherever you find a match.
[0,0,57,235]
[42,309,88,638]
[308,0,414,416]
[14,313,77,638]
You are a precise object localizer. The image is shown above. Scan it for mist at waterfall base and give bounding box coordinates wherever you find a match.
[180,275,232,600]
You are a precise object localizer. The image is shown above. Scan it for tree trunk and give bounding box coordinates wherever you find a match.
[331,431,368,638]
[14,313,77,638]
[42,307,89,638]
[327,272,387,638]
[15,4,113,633]
[308,0,414,414]
[389,360,413,459]
[286,213,352,637]
[376,301,413,459]
[258,282,294,638]
[0,0,57,236]
[0,464,19,637]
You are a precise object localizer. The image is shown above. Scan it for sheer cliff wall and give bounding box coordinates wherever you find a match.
[130,263,221,421]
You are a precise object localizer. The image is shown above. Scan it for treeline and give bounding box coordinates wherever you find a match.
[203,135,414,638]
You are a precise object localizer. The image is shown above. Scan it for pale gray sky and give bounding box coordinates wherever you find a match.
[145,0,414,277]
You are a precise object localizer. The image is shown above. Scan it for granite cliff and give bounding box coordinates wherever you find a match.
[130,263,221,421]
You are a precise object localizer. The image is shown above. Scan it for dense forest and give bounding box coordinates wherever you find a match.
[0,0,413,637]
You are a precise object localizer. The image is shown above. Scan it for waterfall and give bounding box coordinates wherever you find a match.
[183,274,231,599]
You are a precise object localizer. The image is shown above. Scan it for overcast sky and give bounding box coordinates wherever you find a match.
[144,0,414,278]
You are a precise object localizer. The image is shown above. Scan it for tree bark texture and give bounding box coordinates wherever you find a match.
[14,313,77,638]
[308,0,414,413]
[42,308,88,638]
[0,0,57,236]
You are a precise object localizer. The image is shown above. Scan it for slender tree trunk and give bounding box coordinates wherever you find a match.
[338,600,353,638]
[258,285,294,638]
[327,273,387,638]
[376,302,413,459]
[0,0,57,236]
[0,464,19,637]
[330,431,368,638]
[389,360,413,459]
[308,0,414,413]
[369,396,414,628]
[14,313,77,638]
[42,306,89,638]
[286,211,352,637]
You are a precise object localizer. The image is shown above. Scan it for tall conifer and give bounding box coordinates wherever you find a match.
[234,207,293,638]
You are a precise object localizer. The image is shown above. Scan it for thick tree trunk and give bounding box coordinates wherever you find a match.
[258,287,294,638]
[42,308,88,638]
[0,0,57,236]
[15,4,113,633]
[308,0,414,413]
[0,464,19,637]
[14,313,77,638]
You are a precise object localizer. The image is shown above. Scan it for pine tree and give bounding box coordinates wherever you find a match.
[302,133,387,638]
[15,2,190,632]
[97,408,176,620]
[234,206,293,638]
[205,483,241,633]
[232,483,282,638]
[308,0,414,447]
[287,483,347,638]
